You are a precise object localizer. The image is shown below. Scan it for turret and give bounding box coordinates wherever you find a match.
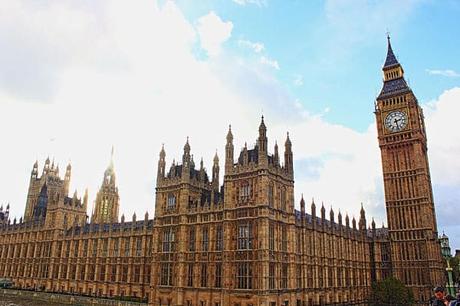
[157,144,166,184]
[212,151,220,189]
[182,138,191,182]
[183,137,191,166]
[258,116,268,165]
[284,132,293,177]
[300,194,305,215]
[83,188,89,209]
[225,125,234,173]
[359,203,366,231]
[311,198,316,219]
[273,141,279,166]
[31,160,38,179]
[43,156,51,175]
[64,163,71,195]
[320,202,326,220]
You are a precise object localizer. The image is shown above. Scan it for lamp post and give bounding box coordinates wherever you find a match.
[446,260,455,297]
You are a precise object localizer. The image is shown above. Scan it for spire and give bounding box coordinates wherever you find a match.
[157,144,166,183]
[258,116,268,158]
[226,125,233,143]
[259,115,267,134]
[104,147,116,186]
[184,137,191,154]
[383,34,399,68]
[109,145,115,170]
[274,141,279,165]
[284,132,293,176]
[311,198,316,218]
[183,137,191,167]
[378,34,410,98]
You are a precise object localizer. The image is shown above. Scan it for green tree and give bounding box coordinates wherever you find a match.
[369,277,415,306]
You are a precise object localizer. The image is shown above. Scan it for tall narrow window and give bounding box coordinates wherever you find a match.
[269,263,275,289]
[281,263,288,289]
[113,238,119,256]
[188,228,195,251]
[163,228,175,253]
[124,238,130,256]
[202,227,209,251]
[160,263,173,286]
[187,264,194,287]
[136,237,142,256]
[280,187,286,211]
[239,182,251,203]
[296,264,302,288]
[216,225,223,251]
[281,225,287,252]
[201,264,207,287]
[268,182,274,208]
[238,222,252,250]
[269,223,274,251]
[237,262,252,289]
[167,194,176,210]
[102,239,108,257]
[215,263,222,288]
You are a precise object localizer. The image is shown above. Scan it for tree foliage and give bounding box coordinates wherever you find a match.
[369,277,415,306]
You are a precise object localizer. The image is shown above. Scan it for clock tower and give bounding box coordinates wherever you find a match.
[375,36,445,301]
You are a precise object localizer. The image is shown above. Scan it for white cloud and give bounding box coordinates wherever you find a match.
[293,74,303,86]
[197,11,233,57]
[238,39,265,53]
[426,69,460,77]
[232,0,267,7]
[424,87,460,186]
[260,56,280,70]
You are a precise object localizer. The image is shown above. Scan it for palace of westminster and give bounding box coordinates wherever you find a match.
[0,38,446,305]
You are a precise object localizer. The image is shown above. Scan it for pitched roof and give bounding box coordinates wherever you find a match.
[383,36,399,68]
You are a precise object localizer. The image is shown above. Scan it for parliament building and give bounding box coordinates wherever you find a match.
[0,38,445,305]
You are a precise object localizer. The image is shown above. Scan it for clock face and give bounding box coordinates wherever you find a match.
[385,110,408,132]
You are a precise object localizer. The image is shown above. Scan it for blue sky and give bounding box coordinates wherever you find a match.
[0,0,459,249]
[176,0,460,131]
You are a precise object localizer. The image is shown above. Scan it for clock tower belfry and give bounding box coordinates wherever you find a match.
[375,36,445,301]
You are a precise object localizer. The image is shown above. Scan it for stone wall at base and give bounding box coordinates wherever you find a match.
[0,289,147,306]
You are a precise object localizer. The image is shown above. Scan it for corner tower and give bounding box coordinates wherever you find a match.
[374,35,444,300]
[92,147,120,223]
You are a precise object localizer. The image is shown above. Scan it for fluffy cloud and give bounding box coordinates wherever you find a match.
[260,56,280,70]
[238,39,265,53]
[197,11,233,57]
[426,69,460,77]
[232,0,267,7]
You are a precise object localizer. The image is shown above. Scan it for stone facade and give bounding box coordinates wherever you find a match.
[149,121,386,306]
[0,39,444,306]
